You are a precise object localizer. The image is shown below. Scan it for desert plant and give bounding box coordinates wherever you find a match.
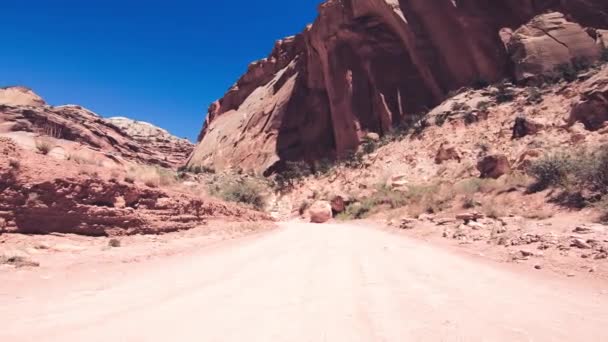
[527,153,576,192]
[554,63,578,82]
[472,78,489,90]
[298,200,311,216]
[435,112,450,127]
[35,139,52,155]
[602,48,608,63]
[462,196,477,209]
[574,146,608,194]
[337,201,374,220]
[210,178,267,210]
[342,150,365,169]
[526,87,543,104]
[273,161,312,190]
[108,239,121,248]
[8,158,20,169]
[493,82,515,103]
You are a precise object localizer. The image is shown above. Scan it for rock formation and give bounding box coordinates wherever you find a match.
[189,0,608,174]
[0,87,193,169]
[570,65,608,130]
[0,137,268,236]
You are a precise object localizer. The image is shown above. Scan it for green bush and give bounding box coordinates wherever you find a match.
[337,201,374,220]
[210,178,267,210]
[274,161,311,190]
[576,147,608,193]
[528,153,575,192]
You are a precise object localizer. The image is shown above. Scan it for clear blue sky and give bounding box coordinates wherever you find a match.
[0,1,319,141]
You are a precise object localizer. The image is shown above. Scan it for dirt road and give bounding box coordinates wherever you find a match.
[2,222,608,341]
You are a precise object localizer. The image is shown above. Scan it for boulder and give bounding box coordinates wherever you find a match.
[364,132,380,142]
[505,12,601,81]
[477,154,511,179]
[435,143,461,164]
[512,116,544,139]
[309,201,333,223]
[569,67,608,130]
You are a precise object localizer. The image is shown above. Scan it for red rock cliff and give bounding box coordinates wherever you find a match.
[188,0,608,174]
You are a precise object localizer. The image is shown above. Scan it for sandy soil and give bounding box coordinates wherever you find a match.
[2,221,607,341]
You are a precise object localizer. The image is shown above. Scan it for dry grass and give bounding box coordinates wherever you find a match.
[126,165,177,188]
[108,238,121,248]
[68,152,103,166]
[35,139,53,155]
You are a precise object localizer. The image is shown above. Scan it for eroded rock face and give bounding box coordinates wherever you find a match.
[190,0,608,174]
[0,87,193,169]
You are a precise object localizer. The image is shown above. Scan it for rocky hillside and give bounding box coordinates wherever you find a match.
[0,87,193,169]
[189,0,608,175]
[0,87,269,237]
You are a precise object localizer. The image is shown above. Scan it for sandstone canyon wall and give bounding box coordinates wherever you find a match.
[188,0,608,175]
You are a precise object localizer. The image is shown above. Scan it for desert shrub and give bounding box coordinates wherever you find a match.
[337,200,374,220]
[435,112,450,126]
[476,101,491,112]
[210,178,267,210]
[108,239,121,248]
[273,161,312,190]
[361,139,378,154]
[493,82,515,103]
[8,158,20,169]
[526,87,543,104]
[481,200,505,219]
[596,197,608,223]
[463,111,478,125]
[574,147,608,193]
[35,139,52,155]
[342,150,365,169]
[554,63,578,82]
[298,200,311,216]
[182,165,215,174]
[472,78,489,90]
[124,175,135,184]
[462,196,477,209]
[528,153,576,192]
[602,48,608,63]
[314,158,334,176]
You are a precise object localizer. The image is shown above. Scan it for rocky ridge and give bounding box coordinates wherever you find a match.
[0,87,193,169]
